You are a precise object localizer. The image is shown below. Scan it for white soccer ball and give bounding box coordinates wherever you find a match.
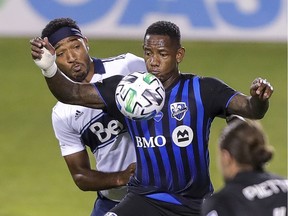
[115,71,165,121]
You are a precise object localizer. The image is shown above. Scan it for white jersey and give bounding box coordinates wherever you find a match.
[52,53,147,201]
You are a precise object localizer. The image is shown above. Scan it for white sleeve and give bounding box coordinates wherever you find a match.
[51,104,85,156]
[125,53,147,73]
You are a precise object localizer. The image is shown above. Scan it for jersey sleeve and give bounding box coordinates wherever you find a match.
[93,75,126,123]
[125,53,147,73]
[200,77,239,117]
[52,104,85,156]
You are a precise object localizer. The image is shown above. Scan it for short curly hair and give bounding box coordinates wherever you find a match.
[41,17,81,39]
[144,21,181,48]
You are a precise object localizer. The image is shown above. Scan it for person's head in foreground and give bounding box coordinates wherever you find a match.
[218,118,273,182]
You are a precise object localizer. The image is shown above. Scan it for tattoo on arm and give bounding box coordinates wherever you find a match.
[45,69,105,109]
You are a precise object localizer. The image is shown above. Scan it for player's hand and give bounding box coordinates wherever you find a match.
[118,162,136,186]
[126,162,136,175]
[250,78,273,101]
[30,37,54,59]
[30,36,45,60]
[30,37,57,77]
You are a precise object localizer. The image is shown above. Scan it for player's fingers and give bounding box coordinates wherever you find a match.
[250,77,262,90]
[253,79,274,100]
[256,79,267,95]
[29,37,44,47]
[30,43,44,53]
[30,43,45,60]
[42,37,55,55]
[261,82,274,100]
[250,78,272,98]
[250,78,262,96]
[30,37,44,56]
[31,50,42,60]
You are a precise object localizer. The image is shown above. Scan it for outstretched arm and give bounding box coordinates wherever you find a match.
[227,78,273,119]
[30,37,104,109]
[46,71,105,109]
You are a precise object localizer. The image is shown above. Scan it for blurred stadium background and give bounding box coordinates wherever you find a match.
[0,1,286,215]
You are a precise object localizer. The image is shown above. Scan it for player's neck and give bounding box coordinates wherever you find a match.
[162,71,180,89]
[82,62,95,83]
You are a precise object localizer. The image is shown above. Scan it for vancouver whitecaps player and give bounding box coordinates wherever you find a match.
[30,18,147,216]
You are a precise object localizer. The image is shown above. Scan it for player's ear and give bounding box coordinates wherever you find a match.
[176,47,185,64]
[220,149,233,167]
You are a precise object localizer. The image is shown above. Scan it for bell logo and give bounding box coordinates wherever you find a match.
[89,120,124,143]
[172,125,193,147]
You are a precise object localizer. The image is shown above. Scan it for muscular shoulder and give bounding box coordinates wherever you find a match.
[181,74,230,87]
[199,76,232,88]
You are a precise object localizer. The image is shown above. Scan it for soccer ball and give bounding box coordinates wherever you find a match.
[115,71,165,121]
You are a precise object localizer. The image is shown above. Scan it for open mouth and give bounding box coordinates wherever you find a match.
[72,64,81,72]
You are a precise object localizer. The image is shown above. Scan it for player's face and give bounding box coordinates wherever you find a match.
[143,34,185,88]
[54,36,92,83]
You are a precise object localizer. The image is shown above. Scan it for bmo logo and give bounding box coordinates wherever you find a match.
[136,135,166,148]
[89,120,124,143]
[135,125,193,148]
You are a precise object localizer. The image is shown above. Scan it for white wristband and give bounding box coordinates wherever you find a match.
[41,62,57,78]
[33,47,57,78]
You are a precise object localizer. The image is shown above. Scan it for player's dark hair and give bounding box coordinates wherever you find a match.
[219,119,273,171]
[41,17,81,39]
[144,21,181,48]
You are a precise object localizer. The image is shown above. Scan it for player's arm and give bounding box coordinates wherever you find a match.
[30,37,104,109]
[64,150,136,191]
[227,78,273,119]
[46,71,104,109]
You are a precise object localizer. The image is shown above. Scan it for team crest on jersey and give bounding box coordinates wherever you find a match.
[170,102,188,121]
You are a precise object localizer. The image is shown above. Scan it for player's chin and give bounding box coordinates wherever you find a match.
[150,71,162,79]
[73,74,86,82]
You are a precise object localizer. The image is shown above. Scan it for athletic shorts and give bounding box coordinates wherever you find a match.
[104,192,200,216]
[91,192,120,216]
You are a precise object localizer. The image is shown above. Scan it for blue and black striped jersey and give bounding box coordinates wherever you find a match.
[94,73,238,209]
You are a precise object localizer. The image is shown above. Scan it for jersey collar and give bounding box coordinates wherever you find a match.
[92,57,106,75]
